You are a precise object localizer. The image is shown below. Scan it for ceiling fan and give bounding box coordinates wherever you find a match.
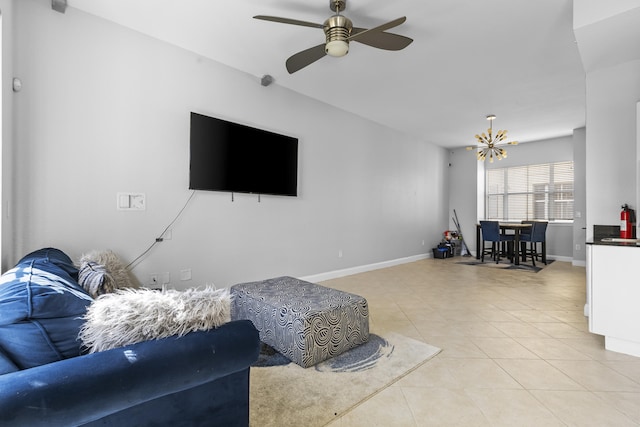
[254,0,413,74]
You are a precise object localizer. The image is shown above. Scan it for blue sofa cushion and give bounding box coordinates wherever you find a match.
[0,248,93,369]
[0,347,18,375]
[0,320,260,427]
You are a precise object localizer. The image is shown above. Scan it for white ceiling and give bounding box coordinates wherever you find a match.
[66,0,587,149]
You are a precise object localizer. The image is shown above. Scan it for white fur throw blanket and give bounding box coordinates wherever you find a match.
[79,286,231,353]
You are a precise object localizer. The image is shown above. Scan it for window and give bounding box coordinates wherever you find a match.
[486,161,574,221]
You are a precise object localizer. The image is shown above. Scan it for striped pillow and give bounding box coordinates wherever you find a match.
[78,250,135,298]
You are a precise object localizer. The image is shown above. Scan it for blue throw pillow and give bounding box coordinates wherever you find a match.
[0,248,93,369]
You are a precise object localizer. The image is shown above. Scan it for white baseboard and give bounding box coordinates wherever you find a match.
[605,336,640,358]
[300,253,429,283]
[300,253,584,284]
[548,255,571,263]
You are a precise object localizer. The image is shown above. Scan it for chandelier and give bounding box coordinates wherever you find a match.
[467,115,518,162]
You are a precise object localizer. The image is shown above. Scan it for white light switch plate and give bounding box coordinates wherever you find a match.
[117,193,146,211]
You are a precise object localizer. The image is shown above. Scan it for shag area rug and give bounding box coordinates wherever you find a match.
[457,259,554,273]
[250,332,440,427]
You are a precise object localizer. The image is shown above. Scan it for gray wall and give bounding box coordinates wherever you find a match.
[4,0,450,288]
[573,127,587,263]
[447,146,481,254]
[449,132,585,262]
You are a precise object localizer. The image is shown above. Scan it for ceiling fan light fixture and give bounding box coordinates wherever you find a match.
[326,40,349,57]
[324,15,352,57]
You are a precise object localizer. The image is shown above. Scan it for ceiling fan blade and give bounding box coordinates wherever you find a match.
[348,17,407,42]
[286,44,327,74]
[351,28,413,50]
[253,15,323,29]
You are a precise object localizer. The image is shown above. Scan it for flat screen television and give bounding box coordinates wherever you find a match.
[189,112,298,196]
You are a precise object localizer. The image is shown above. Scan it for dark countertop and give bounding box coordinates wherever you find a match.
[587,238,640,247]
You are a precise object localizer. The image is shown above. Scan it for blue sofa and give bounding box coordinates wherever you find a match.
[0,249,260,426]
[0,320,260,426]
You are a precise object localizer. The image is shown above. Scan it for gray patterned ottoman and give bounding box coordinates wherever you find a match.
[230,276,369,368]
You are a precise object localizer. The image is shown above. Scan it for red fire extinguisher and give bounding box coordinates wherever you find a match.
[620,204,635,239]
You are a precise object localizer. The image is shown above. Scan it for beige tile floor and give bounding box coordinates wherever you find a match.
[321,258,640,426]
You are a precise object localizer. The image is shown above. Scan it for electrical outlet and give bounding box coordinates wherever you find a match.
[338,249,343,258]
[149,274,159,286]
[180,269,192,281]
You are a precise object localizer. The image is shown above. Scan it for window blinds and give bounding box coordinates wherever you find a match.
[486,161,574,221]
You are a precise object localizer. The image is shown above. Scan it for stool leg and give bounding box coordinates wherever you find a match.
[530,242,536,267]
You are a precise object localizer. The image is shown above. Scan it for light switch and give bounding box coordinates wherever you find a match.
[118,194,131,209]
[117,193,146,211]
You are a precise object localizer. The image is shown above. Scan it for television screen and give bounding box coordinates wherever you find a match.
[189,112,298,196]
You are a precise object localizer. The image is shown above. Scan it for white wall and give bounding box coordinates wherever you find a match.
[485,135,574,168]
[6,0,449,288]
[0,0,14,271]
[574,1,640,242]
[583,60,640,239]
[574,0,640,28]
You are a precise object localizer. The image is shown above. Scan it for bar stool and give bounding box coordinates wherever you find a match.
[519,220,534,263]
[520,221,548,266]
[480,221,515,264]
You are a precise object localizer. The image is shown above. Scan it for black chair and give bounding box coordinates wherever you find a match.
[520,220,534,235]
[519,220,534,262]
[480,221,515,264]
[520,221,548,266]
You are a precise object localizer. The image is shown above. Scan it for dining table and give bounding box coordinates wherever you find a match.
[475,222,535,266]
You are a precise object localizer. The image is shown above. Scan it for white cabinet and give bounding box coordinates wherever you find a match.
[588,243,640,357]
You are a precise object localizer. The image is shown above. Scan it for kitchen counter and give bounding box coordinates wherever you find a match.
[587,238,640,247]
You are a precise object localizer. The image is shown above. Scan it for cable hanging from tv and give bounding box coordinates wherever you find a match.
[126,190,197,271]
